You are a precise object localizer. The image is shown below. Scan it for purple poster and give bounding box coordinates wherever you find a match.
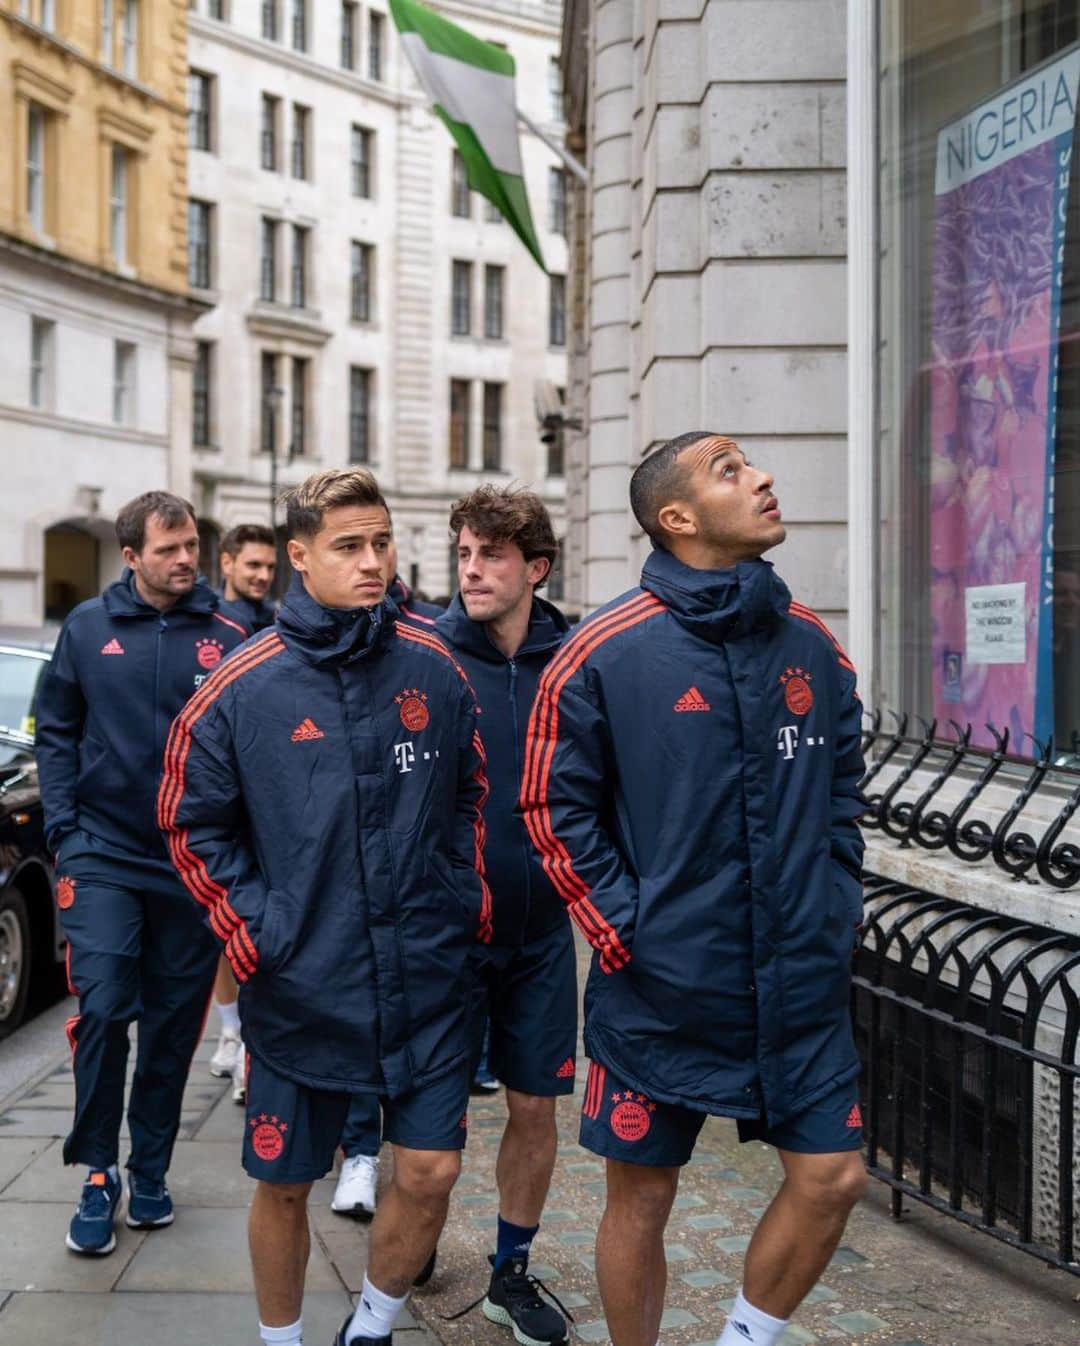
[930,49,1080,749]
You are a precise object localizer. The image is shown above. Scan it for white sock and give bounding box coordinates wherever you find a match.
[216,998,241,1033]
[716,1290,788,1346]
[259,1318,302,1346]
[345,1275,406,1343]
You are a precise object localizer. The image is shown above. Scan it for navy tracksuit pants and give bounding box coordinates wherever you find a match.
[56,830,218,1176]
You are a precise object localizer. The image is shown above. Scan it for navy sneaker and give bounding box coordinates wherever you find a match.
[125,1172,174,1229]
[331,1314,390,1346]
[65,1169,122,1255]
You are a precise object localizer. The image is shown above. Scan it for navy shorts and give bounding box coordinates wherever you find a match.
[472,921,578,1096]
[243,1053,471,1184]
[579,1061,864,1168]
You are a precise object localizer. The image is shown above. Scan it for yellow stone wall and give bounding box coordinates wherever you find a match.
[0,0,190,295]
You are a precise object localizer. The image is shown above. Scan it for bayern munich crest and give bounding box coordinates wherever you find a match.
[249,1113,289,1161]
[609,1090,657,1142]
[780,666,814,716]
[195,638,224,670]
[56,875,76,910]
[395,688,430,732]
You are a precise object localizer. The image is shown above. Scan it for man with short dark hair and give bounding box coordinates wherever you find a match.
[522,433,868,1346]
[159,468,491,1346]
[436,485,574,1345]
[35,491,249,1255]
[209,521,279,1097]
[219,522,278,634]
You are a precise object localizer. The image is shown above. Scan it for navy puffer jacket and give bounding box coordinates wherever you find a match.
[436,594,569,946]
[158,576,491,1096]
[219,592,277,634]
[521,549,865,1124]
[35,572,249,856]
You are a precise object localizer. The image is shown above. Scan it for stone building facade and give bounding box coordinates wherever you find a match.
[0,0,203,626]
[187,0,569,599]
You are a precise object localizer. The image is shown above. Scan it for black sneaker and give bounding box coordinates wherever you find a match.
[331,1314,390,1346]
[483,1255,569,1346]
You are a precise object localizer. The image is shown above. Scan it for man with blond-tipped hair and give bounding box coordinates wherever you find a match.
[159,469,491,1346]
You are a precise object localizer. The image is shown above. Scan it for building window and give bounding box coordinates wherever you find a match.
[261,0,278,42]
[122,0,138,78]
[188,199,212,289]
[193,341,212,446]
[261,352,279,454]
[449,379,470,469]
[40,0,55,31]
[110,145,129,265]
[547,386,566,477]
[548,56,563,122]
[485,199,502,224]
[113,341,135,426]
[368,10,384,81]
[100,0,113,63]
[291,0,306,52]
[482,383,503,470]
[260,217,278,301]
[351,125,372,197]
[484,265,504,340]
[549,274,566,348]
[547,544,565,602]
[549,168,567,237]
[188,71,213,152]
[291,104,308,180]
[290,224,308,308]
[349,366,372,463]
[26,105,45,233]
[875,1,1080,758]
[290,357,307,456]
[29,316,53,410]
[261,94,279,171]
[341,1,356,69]
[350,241,373,322]
[451,260,472,336]
[451,150,470,218]
[208,0,226,19]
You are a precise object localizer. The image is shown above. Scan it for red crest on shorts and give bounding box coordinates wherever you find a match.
[249,1113,288,1161]
[610,1097,652,1142]
[196,638,224,670]
[56,875,76,910]
[780,667,814,716]
[395,688,430,732]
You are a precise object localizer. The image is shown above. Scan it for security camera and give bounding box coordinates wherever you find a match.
[534,380,564,424]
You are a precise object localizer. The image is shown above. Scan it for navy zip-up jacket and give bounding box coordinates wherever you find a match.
[389,576,443,622]
[157,576,492,1095]
[35,572,248,857]
[521,550,866,1125]
[218,591,277,634]
[435,594,569,947]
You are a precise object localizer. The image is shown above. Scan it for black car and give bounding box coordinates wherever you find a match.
[0,642,66,1038]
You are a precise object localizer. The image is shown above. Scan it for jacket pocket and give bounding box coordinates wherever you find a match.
[252,888,294,976]
[831,861,865,938]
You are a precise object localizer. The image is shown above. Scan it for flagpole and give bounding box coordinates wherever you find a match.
[515,108,588,185]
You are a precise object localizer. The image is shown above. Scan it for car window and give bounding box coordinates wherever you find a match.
[0,653,47,740]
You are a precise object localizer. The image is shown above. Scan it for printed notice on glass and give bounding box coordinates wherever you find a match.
[965,583,1027,664]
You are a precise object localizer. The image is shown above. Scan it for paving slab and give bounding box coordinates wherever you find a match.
[0,1137,56,1194]
[114,1207,342,1293]
[0,1201,145,1292]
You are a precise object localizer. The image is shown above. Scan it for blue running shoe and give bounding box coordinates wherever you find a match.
[65,1169,122,1255]
[125,1172,174,1229]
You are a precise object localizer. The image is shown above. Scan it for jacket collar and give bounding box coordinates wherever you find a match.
[640,548,790,644]
[102,569,221,620]
[435,593,569,664]
[275,572,396,667]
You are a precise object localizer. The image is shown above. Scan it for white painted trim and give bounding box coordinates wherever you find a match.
[846,0,877,700]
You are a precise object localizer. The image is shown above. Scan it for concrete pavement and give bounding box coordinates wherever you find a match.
[1,973,1078,1345]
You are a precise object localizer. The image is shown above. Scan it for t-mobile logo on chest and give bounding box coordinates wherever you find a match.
[777,724,826,760]
[393,740,440,774]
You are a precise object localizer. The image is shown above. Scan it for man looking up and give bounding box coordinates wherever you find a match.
[521,434,868,1346]
[436,486,574,1345]
[159,469,490,1346]
[208,522,279,1100]
[34,492,248,1255]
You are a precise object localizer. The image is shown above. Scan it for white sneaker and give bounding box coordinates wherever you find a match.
[331,1154,378,1218]
[232,1043,246,1104]
[209,1027,242,1078]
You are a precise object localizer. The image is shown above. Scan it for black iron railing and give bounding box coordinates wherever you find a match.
[860,711,1080,889]
[854,874,1080,1274]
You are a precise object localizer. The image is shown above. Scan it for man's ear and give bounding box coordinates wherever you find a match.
[656,500,697,539]
[286,538,307,573]
[526,555,551,587]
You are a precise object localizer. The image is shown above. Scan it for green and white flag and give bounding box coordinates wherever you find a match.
[389,0,545,270]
